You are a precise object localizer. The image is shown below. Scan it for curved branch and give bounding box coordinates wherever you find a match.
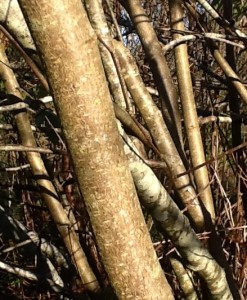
[119,124,233,299]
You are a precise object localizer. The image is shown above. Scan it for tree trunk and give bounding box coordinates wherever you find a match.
[18,0,174,298]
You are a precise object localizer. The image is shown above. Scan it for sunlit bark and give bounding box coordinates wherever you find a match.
[0,41,100,293]
[18,0,174,298]
[85,0,129,111]
[169,0,215,222]
[120,0,184,156]
[118,125,233,299]
[114,40,205,230]
[170,257,198,300]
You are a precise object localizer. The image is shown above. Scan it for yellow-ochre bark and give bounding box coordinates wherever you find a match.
[18,0,174,298]
[169,0,215,222]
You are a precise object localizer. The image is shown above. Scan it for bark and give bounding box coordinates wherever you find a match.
[114,40,205,230]
[118,125,233,299]
[17,0,174,298]
[209,44,247,104]
[196,0,247,39]
[0,23,49,91]
[0,260,38,282]
[85,0,129,111]
[119,0,184,157]
[170,257,198,300]
[85,0,159,153]
[169,0,215,223]
[223,2,240,147]
[0,41,99,293]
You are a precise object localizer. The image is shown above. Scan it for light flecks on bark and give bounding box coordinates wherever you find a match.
[118,124,233,299]
[18,0,174,298]
[114,41,205,230]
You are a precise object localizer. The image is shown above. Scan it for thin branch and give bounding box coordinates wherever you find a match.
[0,144,53,154]
[0,260,38,281]
[105,0,123,43]
[162,33,245,53]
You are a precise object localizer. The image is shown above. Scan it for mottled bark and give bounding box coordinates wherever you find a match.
[114,40,205,230]
[18,0,174,298]
[118,125,233,299]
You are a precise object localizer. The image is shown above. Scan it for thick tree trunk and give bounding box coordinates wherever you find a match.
[17,0,174,298]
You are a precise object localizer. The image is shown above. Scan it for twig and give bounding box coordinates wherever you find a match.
[4,164,30,171]
[162,33,245,53]
[0,144,53,154]
[105,0,123,43]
